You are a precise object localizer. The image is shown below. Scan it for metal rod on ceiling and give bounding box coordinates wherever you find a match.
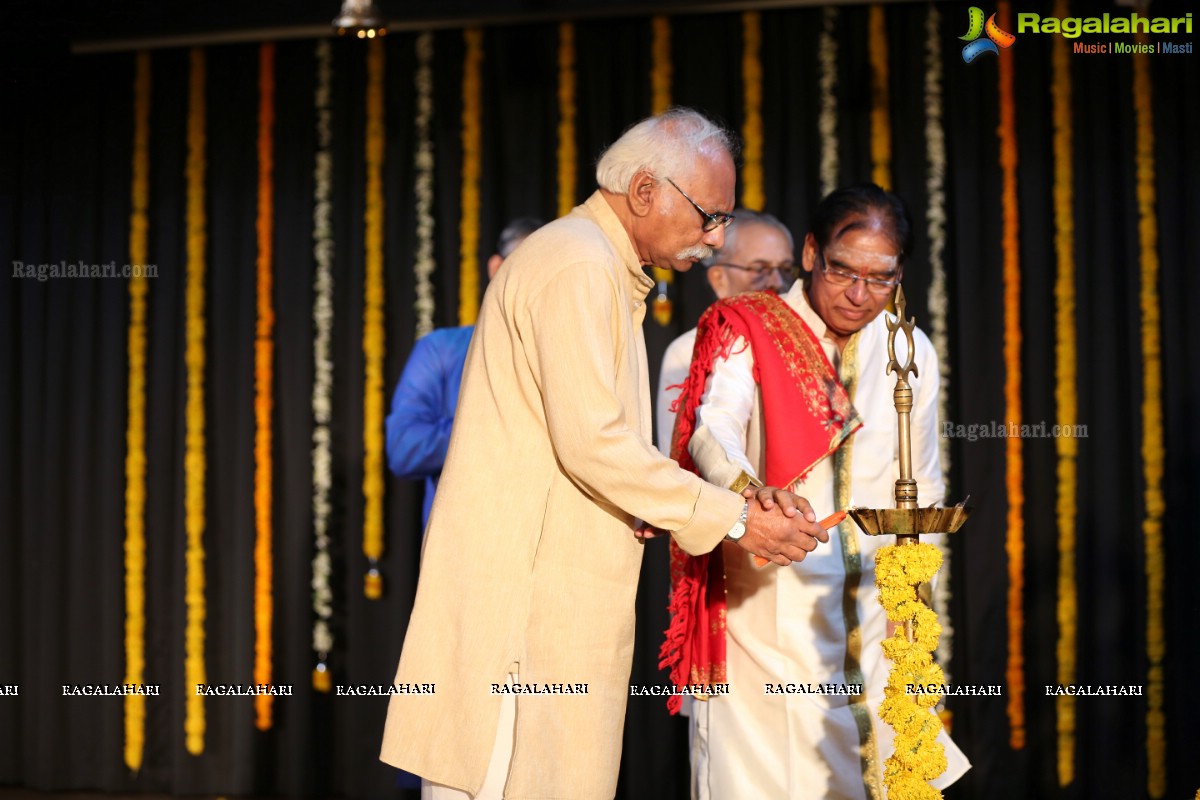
[71,0,912,54]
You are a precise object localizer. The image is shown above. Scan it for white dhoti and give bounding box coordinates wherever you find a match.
[421,674,517,800]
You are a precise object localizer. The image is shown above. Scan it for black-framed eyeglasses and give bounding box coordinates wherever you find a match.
[816,248,900,296]
[666,178,734,233]
[711,262,796,289]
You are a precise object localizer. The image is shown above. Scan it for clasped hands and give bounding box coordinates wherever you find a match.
[634,485,830,566]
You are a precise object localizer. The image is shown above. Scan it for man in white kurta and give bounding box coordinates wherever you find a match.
[655,210,794,455]
[686,266,970,794]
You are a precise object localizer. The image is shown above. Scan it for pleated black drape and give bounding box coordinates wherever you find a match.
[2,2,1198,799]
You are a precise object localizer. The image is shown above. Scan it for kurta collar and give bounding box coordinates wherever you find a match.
[787,280,830,342]
[581,191,655,300]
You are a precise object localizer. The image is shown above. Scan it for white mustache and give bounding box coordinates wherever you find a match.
[675,244,713,261]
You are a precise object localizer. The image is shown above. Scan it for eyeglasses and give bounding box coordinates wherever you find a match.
[666,178,734,233]
[816,249,900,296]
[711,262,796,289]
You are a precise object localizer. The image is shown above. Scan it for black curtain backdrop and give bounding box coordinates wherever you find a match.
[1,2,1198,798]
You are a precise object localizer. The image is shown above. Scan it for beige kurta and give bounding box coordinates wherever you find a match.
[380,192,744,799]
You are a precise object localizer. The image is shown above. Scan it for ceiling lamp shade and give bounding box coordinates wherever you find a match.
[333,0,387,38]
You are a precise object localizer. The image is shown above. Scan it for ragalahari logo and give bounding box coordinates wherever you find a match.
[960,7,1016,62]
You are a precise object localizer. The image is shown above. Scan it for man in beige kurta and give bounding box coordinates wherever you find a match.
[380,109,830,800]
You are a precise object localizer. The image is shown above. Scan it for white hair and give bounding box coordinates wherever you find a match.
[595,107,737,193]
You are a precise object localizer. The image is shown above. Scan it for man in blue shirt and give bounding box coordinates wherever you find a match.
[386,217,543,526]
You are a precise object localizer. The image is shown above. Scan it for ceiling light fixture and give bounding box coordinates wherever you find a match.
[333,0,387,39]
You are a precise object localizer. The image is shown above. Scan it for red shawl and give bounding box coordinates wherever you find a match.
[658,291,861,713]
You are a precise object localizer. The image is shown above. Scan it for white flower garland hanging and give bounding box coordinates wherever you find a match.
[818,7,839,199]
[311,38,335,690]
[924,2,955,683]
[414,32,436,338]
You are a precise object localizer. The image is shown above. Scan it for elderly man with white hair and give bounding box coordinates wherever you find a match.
[379,108,845,800]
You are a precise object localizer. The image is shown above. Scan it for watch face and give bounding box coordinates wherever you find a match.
[728,522,746,541]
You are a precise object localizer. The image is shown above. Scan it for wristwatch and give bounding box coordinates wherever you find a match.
[725,500,749,541]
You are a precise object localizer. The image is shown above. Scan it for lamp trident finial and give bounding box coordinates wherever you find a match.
[886,285,919,384]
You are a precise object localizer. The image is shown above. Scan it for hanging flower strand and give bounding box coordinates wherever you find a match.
[311,38,335,692]
[996,0,1026,750]
[1133,31,1166,800]
[923,4,954,683]
[557,22,577,219]
[650,16,671,115]
[868,4,892,190]
[362,37,387,599]
[413,32,436,339]
[458,29,483,326]
[876,544,949,798]
[1049,0,1079,783]
[253,41,276,730]
[649,16,674,325]
[740,11,763,212]
[124,49,151,774]
[817,7,838,199]
[183,46,209,755]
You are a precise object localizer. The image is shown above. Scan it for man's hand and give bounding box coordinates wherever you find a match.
[634,522,666,542]
[742,485,806,517]
[734,488,829,566]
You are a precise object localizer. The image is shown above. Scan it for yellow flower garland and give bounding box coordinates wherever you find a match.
[876,543,948,798]
[1050,2,1078,783]
[648,16,674,325]
[459,29,483,326]
[557,22,577,218]
[123,49,151,774]
[184,46,208,755]
[1133,33,1166,799]
[650,16,671,115]
[253,42,276,730]
[740,11,763,212]
[362,38,387,597]
[996,0,1025,750]
[868,5,892,191]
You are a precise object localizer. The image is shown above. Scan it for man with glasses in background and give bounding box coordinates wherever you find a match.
[655,208,796,455]
[662,184,970,798]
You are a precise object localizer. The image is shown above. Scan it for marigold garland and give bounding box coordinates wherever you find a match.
[923,4,954,682]
[413,32,436,338]
[253,42,276,730]
[740,11,763,212]
[996,0,1025,750]
[311,38,335,690]
[876,543,948,798]
[1050,2,1078,783]
[649,16,674,325]
[868,5,892,190]
[184,46,209,755]
[817,7,839,198]
[1133,32,1166,799]
[123,49,151,773]
[458,29,483,326]
[557,22,577,219]
[362,37,387,597]
[650,17,671,115]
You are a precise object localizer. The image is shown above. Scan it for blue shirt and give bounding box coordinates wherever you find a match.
[385,325,474,527]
